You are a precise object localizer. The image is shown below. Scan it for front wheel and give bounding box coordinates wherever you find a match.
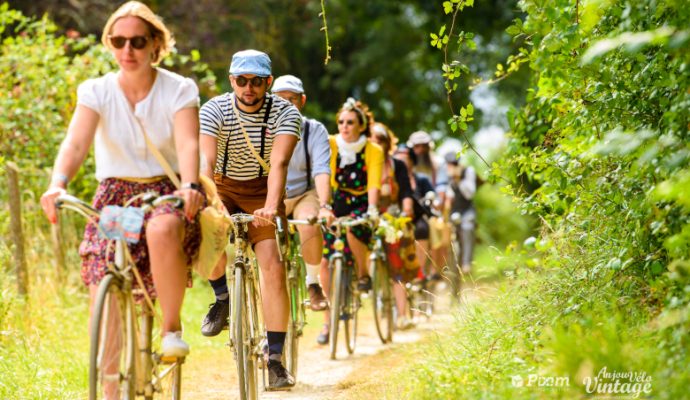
[89,273,136,400]
[371,256,393,344]
[232,266,258,400]
[328,257,344,360]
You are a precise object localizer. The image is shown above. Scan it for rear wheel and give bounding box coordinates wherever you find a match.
[89,273,136,400]
[328,257,344,360]
[371,256,393,344]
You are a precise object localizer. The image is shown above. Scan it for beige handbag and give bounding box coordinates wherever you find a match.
[136,119,231,279]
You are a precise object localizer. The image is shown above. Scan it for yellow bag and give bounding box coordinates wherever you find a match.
[195,175,232,279]
[429,216,448,250]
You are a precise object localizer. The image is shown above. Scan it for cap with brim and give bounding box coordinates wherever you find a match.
[272,75,304,94]
[229,50,271,77]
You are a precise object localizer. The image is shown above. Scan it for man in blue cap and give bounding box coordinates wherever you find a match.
[272,75,333,342]
[199,49,300,390]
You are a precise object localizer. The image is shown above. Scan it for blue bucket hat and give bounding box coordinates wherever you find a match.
[229,50,271,77]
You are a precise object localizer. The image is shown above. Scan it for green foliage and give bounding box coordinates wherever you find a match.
[416,0,690,396]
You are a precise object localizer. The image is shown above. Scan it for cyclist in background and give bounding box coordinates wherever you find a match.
[370,123,419,330]
[39,0,204,358]
[393,146,436,279]
[271,74,333,312]
[198,50,300,389]
[318,98,383,345]
[445,152,478,274]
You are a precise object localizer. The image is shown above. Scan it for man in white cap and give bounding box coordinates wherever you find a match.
[199,49,299,389]
[272,75,333,325]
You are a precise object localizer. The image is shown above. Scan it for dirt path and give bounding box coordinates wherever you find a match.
[180,290,455,400]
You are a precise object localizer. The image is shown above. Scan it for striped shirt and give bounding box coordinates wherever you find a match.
[200,93,301,180]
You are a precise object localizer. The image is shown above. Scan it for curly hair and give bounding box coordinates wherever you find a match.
[337,97,375,136]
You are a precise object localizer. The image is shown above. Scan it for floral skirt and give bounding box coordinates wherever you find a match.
[384,221,420,283]
[79,178,201,298]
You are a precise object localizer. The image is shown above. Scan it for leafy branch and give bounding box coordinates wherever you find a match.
[319,0,332,65]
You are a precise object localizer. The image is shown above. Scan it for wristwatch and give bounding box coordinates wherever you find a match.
[181,182,201,191]
[320,203,333,211]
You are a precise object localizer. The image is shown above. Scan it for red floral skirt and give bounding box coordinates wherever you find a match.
[79,178,201,298]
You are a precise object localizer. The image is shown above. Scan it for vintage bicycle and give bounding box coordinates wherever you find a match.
[275,217,321,378]
[56,192,185,400]
[370,215,394,344]
[226,213,266,400]
[325,215,370,360]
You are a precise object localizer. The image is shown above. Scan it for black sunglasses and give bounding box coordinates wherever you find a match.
[109,35,149,50]
[234,76,266,87]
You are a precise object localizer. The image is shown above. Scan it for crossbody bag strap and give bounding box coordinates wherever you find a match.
[303,119,312,190]
[135,117,181,189]
[231,96,271,174]
[258,96,273,177]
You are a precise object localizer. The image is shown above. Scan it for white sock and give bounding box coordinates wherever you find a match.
[305,263,320,286]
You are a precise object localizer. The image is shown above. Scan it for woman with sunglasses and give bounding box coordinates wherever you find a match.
[40,0,204,360]
[317,98,383,344]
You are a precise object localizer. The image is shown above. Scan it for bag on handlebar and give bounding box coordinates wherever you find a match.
[136,118,231,279]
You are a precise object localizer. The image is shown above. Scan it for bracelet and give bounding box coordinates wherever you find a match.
[181,182,201,191]
[52,173,69,185]
[320,203,333,211]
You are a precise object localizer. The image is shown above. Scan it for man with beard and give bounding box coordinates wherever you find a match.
[198,50,300,390]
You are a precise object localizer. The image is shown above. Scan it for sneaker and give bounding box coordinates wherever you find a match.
[316,324,329,345]
[267,361,295,391]
[161,331,189,357]
[357,275,372,292]
[200,300,229,337]
[308,284,329,311]
[396,317,415,331]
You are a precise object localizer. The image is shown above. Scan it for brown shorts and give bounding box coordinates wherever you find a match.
[284,189,320,219]
[214,174,286,245]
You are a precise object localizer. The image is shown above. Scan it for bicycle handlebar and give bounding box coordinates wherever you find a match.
[55,193,184,220]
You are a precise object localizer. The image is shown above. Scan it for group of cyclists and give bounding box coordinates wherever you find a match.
[38,1,478,395]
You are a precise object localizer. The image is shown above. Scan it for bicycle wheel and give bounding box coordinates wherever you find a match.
[343,267,359,354]
[283,261,302,377]
[328,257,344,360]
[89,273,136,400]
[371,256,393,344]
[232,266,258,400]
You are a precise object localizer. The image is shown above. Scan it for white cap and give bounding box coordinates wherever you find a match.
[271,75,304,94]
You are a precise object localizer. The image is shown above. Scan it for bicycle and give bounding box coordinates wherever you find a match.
[274,217,314,379]
[370,215,394,344]
[55,192,185,400]
[325,216,369,360]
[226,213,266,400]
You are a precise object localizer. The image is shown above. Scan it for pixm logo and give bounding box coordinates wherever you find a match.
[511,373,569,388]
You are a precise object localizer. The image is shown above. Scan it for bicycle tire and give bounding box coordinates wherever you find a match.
[283,263,304,379]
[232,266,258,400]
[328,256,344,360]
[371,256,393,344]
[344,266,359,354]
[89,273,136,400]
